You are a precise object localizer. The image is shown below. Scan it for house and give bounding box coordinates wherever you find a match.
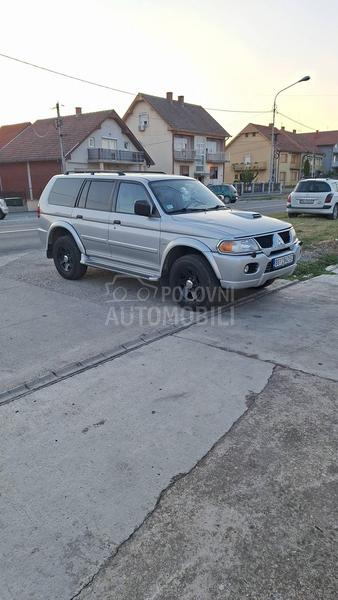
[0,108,153,208]
[0,122,31,150]
[296,130,338,176]
[123,92,230,185]
[224,123,323,186]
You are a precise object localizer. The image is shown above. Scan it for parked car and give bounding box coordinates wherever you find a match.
[287,178,338,219]
[207,183,238,204]
[38,173,301,308]
[0,197,9,219]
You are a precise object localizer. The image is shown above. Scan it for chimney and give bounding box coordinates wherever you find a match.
[293,129,296,134]
[166,92,173,102]
[178,95,184,105]
[281,126,285,131]
[316,130,319,134]
[75,107,82,116]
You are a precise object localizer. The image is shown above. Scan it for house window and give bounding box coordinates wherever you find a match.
[138,112,149,131]
[124,141,129,150]
[279,172,286,184]
[280,153,288,163]
[244,154,251,165]
[102,138,117,150]
[210,167,218,179]
[180,165,190,176]
[88,137,95,148]
[292,170,299,182]
[291,153,298,165]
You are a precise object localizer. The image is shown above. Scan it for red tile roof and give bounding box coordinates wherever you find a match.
[227,123,322,154]
[297,130,338,147]
[0,110,154,165]
[0,122,30,149]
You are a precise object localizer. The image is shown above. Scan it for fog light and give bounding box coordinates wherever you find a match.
[244,265,250,273]
[244,263,258,274]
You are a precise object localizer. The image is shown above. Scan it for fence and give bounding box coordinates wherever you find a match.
[234,182,283,196]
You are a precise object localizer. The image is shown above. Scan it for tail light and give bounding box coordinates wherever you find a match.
[37,205,40,218]
[287,194,291,206]
[325,193,333,203]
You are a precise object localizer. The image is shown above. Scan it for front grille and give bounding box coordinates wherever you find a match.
[255,234,273,248]
[255,229,290,249]
[265,262,273,273]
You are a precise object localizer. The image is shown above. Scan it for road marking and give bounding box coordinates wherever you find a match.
[0,228,39,234]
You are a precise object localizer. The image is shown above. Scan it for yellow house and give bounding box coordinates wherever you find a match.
[124,92,230,185]
[224,123,322,186]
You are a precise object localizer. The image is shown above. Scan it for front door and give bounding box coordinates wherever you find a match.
[109,181,160,275]
[72,179,115,259]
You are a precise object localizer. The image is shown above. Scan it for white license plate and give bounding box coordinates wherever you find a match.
[299,199,314,204]
[272,254,294,269]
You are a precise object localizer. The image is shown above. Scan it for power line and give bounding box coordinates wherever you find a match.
[0,51,272,115]
[276,111,317,131]
[0,52,136,96]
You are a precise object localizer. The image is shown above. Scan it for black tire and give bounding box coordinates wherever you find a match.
[255,278,275,289]
[0,209,6,220]
[287,212,299,218]
[329,204,338,220]
[52,235,87,280]
[223,195,231,204]
[169,254,219,309]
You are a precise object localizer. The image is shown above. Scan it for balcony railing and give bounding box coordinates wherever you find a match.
[88,148,145,163]
[173,149,196,162]
[206,151,227,163]
[232,161,267,172]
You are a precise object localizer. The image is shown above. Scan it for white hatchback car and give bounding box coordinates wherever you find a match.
[0,197,9,220]
[287,178,338,220]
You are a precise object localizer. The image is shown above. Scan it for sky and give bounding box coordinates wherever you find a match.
[1,0,337,139]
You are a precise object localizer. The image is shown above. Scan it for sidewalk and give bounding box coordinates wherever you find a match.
[1,274,338,600]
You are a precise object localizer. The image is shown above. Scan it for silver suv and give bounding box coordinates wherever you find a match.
[38,173,301,307]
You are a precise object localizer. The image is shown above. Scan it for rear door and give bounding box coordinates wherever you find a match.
[292,180,331,208]
[108,181,160,275]
[72,179,115,258]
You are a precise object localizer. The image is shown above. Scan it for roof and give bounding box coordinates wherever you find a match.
[0,122,31,150]
[0,110,154,165]
[124,93,230,138]
[297,130,338,147]
[226,123,322,154]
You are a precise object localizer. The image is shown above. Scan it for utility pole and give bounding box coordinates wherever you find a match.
[54,102,66,173]
[269,76,310,193]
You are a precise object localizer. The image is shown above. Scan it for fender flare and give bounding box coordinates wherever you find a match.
[160,237,222,280]
[46,221,86,256]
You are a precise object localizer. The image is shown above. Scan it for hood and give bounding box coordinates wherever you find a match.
[165,209,292,240]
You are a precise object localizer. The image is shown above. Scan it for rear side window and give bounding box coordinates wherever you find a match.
[295,181,331,193]
[85,181,115,211]
[48,178,83,207]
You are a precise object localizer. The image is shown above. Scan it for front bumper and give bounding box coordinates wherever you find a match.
[212,242,302,289]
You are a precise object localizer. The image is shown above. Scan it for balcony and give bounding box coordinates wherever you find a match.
[232,161,267,172]
[206,151,227,163]
[88,148,145,163]
[173,149,196,162]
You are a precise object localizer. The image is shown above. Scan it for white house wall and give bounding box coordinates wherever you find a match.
[124,100,172,173]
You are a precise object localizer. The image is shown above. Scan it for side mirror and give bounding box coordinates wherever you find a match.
[134,200,151,217]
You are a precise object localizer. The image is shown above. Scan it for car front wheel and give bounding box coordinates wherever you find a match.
[169,254,219,309]
[0,209,6,220]
[52,235,87,280]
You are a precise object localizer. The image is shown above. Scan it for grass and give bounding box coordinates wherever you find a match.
[272,212,338,279]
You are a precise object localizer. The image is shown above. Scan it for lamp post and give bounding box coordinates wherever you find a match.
[268,75,310,192]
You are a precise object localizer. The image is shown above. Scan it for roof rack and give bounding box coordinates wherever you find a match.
[64,170,167,176]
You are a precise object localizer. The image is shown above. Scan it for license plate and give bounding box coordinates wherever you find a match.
[272,254,294,269]
[299,199,314,204]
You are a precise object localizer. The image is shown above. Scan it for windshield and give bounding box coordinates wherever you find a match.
[149,179,226,214]
[295,180,331,193]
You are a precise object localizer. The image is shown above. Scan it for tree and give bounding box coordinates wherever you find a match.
[303,158,310,177]
[239,167,259,183]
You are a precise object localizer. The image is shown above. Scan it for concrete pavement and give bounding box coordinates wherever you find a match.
[1,272,338,599]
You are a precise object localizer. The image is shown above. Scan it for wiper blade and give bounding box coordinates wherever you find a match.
[170,207,207,214]
[204,205,228,211]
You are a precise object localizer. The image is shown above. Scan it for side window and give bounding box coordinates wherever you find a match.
[85,181,115,211]
[116,182,151,215]
[48,178,83,207]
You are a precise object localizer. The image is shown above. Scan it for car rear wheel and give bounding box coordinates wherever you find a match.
[52,235,87,280]
[0,209,6,220]
[169,254,219,309]
[329,204,338,220]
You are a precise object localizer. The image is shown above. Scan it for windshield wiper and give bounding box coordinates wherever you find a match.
[170,207,208,214]
[204,205,228,211]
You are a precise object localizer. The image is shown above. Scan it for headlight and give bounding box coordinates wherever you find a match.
[217,238,259,254]
[289,227,297,243]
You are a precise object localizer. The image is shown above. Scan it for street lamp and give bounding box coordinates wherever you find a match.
[269,76,310,192]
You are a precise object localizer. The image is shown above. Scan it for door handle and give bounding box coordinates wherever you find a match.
[113,219,121,225]
[76,214,83,219]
